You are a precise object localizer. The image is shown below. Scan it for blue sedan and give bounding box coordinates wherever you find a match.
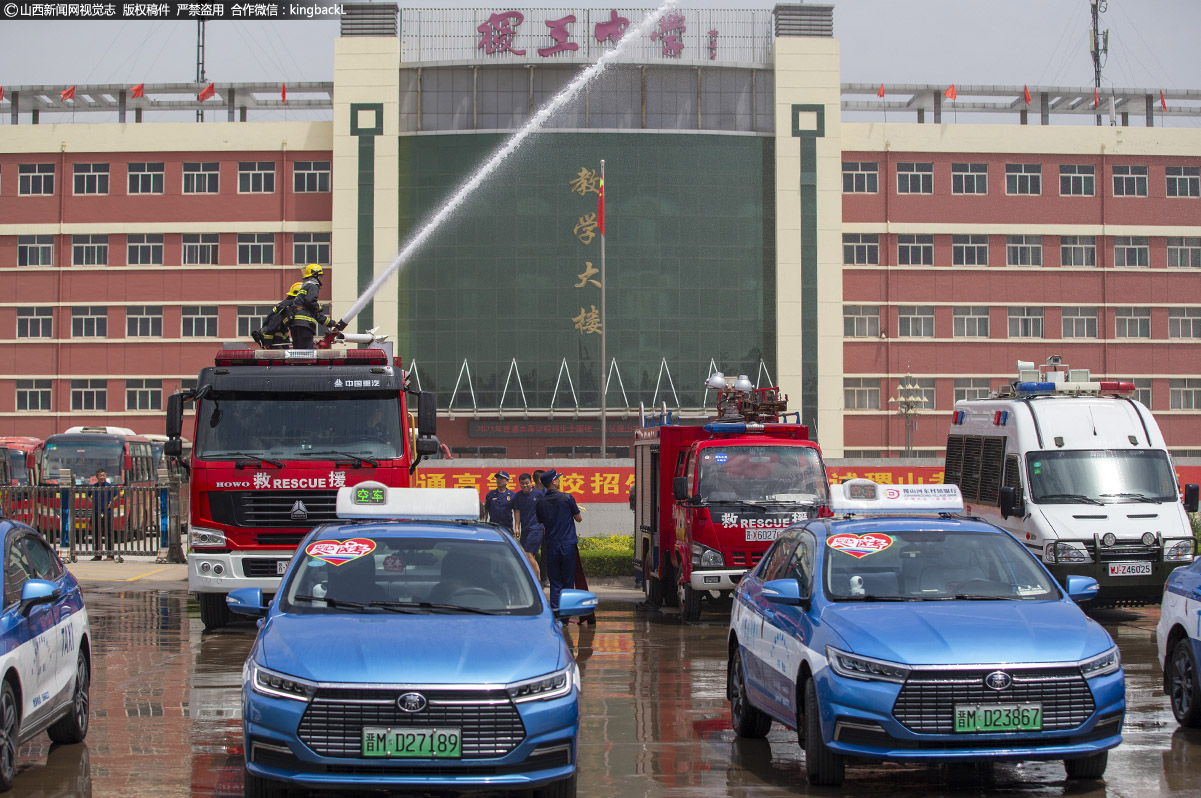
[727,480,1124,786]
[229,484,595,798]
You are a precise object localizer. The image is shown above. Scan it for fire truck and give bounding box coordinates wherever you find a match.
[633,377,830,621]
[164,344,439,630]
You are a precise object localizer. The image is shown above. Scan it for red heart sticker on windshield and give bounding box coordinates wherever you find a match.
[305,538,376,566]
[826,532,894,559]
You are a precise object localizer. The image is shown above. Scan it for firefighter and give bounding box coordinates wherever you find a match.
[252,281,303,349]
[288,264,344,349]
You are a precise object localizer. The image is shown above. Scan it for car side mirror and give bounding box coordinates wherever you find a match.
[417,391,437,437]
[20,579,61,616]
[166,392,184,439]
[415,436,439,457]
[762,578,806,606]
[1184,483,1200,514]
[999,486,1024,520]
[672,477,689,502]
[227,587,268,617]
[1064,575,1099,603]
[165,439,182,458]
[555,589,598,618]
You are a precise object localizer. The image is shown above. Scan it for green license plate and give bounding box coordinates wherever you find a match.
[361,727,462,758]
[953,703,1042,733]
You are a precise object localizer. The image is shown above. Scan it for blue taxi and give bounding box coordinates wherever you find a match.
[727,480,1124,786]
[1156,545,1201,727]
[229,483,595,798]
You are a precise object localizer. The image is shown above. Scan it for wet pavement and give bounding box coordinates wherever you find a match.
[13,582,1201,797]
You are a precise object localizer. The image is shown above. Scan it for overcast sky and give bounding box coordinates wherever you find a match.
[1,1,1197,96]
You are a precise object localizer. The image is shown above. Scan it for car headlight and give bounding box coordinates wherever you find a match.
[1046,541,1090,564]
[190,525,227,548]
[249,662,316,702]
[691,543,725,569]
[1165,540,1195,562]
[1078,647,1121,679]
[826,646,910,684]
[506,663,576,703]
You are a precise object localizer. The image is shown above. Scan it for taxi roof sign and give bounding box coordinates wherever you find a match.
[829,479,964,516]
[335,482,479,521]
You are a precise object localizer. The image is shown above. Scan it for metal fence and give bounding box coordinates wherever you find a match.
[0,484,184,563]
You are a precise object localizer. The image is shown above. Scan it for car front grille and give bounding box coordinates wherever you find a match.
[298,688,526,758]
[893,667,1095,734]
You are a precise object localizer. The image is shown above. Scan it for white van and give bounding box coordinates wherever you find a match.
[943,356,1200,606]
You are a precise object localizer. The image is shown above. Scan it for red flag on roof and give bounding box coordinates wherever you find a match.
[130,83,145,98]
[877,83,884,99]
[1160,90,1167,112]
[198,83,215,102]
[60,85,76,101]
[944,84,956,100]
[281,83,287,103]
[597,173,605,237]
[1023,85,1032,105]
[1093,87,1099,109]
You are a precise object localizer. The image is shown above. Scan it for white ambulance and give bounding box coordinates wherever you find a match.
[943,356,1200,606]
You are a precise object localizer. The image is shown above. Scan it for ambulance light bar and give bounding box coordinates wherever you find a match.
[335,483,479,521]
[215,349,390,367]
[829,479,964,516]
[1014,380,1135,397]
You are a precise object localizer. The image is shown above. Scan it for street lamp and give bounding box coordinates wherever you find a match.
[888,372,928,458]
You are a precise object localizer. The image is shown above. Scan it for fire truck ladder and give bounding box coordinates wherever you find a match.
[448,359,477,412]
[550,357,580,413]
[652,357,681,409]
[603,357,630,409]
[498,358,530,413]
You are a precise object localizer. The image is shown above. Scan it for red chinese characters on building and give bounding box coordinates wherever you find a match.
[651,11,686,58]
[478,11,527,56]
[707,29,718,60]
[538,14,579,56]
[594,9,629,44]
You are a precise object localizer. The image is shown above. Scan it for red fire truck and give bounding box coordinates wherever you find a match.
[164,345,439,630]
[0,436,40,486]
[633,381,830,621]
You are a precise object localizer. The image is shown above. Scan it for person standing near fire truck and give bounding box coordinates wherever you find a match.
[535,469,582,616]
[289,264,342,349]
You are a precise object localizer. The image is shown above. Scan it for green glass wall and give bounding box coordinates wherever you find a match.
[395,132,775,409]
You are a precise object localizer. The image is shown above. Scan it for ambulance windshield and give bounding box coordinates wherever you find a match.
[695,445,828,505]
[1027,449,1178,504]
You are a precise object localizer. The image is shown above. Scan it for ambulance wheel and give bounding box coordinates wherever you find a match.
[199,592,230,631]
[803,679,844,786]
[1063,751,1107,780]
[678,581,702,623]
[1168,639,1201,727]
[642,559,662,607]
[730,651,772,738]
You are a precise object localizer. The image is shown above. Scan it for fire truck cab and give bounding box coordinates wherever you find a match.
[634,379,829,622]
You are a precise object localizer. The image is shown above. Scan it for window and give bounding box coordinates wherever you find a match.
[842,233,879,265]
[841,161,878,193]
[1112,164,1148,197]
[1005,163,1041,195]
[1113,236,1149,268]
[237,305,274,338]
[1114,306,1151,338]
[1170,379,1201,410]
[293,233,331,265]
[15,379,51,412]
[1008,306,1044,338]
[127,234,164,265]
[1061,306,1097,338]
[17,235,53,267]
[896,162,933,194]
[182,161,219,194]
[294,161,331,193]
[1166,166,1200,198]
[16,308,52,338]
[1061,236,1097,267]
[1168,237,1201,268]
[73,163,109,195]
[1169,308,1201,339]
[843,305,880,337]
[126,305,163,337]
[127,162,164,194]
[954,377,992,402]
[72,234,108,266]
[18,163,54,195]
[1006,235,1042,266]
[896,376,936,410]
[71,306,108,338]
[952,234,988,266]
[182,233,219,265]
[843,377,880,410]
[1059,164,1095,196]
[897,305,935,338]
[125,379,162,411]
[1133,379,1152,408]
[70,379,107,411]
[238,233,274,265]
[951,163,988,195]
[952,306,990,338]
[897,234,934,266]
[238,161,275,193]
[181,306,218,338]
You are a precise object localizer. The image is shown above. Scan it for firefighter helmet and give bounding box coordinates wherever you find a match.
[286,281,303,297]
[303,264,324,280]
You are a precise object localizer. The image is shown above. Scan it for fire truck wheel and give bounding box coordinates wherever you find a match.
[199,592,230,631]
[662,562,679,608]
[678,581,702,623]
[642,560,662,607]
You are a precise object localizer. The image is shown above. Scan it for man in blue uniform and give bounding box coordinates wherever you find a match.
[482,471,515,535]
[512,473,544,577]
[535,469,582,615]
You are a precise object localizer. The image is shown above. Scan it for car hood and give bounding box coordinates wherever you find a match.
[258,613,567,685]
[822,600,1113,666]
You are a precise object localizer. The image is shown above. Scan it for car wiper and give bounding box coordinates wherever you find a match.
[293,594,368,612]
[1038,493,1103,505]
[225,452,284,468]
[837,595,911,602]
[953,594,1020,600]
[1099,492,1162,504]
[368,600,499,616]
[306,451,380,468]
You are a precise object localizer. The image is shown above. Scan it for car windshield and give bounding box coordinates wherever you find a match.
[281,536,542,615]
[824,528,1060,601]
[1027,449,1178,504]
[40,440,123,484]
[696,445,828,504]
[194,391,403,460]
[7,450,27,485]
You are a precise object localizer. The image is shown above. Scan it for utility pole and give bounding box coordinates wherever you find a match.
[196,20,207,122]
[1090,1,1108,127]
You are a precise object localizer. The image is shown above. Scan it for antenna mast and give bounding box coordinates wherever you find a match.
[1090,1,1108,127]
[196,20,207,122]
